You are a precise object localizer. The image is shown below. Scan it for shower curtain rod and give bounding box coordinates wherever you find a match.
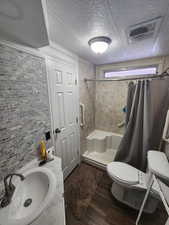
[84,68,169,82]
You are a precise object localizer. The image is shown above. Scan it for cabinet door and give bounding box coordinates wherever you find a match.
[54,197,66,225]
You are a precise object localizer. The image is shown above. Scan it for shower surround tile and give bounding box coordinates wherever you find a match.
[95,81,128,134]
[79,58,96,154]
[0,43,51,182]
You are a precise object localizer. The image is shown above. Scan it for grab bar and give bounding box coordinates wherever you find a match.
[162,109,169,143]
[80,103,85,128]
[117,120,125,128]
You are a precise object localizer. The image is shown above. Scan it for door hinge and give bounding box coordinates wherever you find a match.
[76,116,78,124]
[75,79,77,85]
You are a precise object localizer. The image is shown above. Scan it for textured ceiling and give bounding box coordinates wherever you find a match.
[0,0,49,48]
[1,0,169,64]
[46,0,169,64]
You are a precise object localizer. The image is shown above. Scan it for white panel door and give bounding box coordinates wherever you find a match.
[48,58,80,178]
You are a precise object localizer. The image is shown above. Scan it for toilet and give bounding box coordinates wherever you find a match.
[107,161,160,213]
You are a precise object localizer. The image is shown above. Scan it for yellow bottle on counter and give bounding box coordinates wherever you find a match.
[39,140,47,161]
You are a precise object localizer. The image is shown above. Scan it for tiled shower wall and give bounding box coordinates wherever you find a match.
[0,43,51,182]
[95,81,128,134]
[79,58,96,154]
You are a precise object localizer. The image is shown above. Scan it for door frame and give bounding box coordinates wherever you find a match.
[41,44,81,172]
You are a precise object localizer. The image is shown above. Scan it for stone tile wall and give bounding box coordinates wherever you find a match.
[0,43,51,182]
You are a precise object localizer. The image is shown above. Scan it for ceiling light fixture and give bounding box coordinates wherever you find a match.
[88,36,112,54]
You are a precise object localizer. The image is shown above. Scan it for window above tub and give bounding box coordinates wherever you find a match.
[104,66,158,79]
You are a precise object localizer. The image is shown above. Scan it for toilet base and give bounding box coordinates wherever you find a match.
[111,182,159,213]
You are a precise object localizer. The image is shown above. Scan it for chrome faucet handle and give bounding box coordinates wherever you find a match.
[9,176,15,192]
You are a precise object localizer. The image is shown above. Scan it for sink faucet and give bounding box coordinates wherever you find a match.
[0,173,25,208]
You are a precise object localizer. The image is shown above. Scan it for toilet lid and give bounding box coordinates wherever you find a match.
[107,162,139,186]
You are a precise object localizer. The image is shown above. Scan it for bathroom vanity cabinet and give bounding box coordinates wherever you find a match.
[0,156,66,225]
[29,156,66,225]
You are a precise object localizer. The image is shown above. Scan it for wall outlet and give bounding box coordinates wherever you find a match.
[45,131,51,141]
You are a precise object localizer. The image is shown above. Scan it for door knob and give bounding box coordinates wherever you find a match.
[55,128,61,134]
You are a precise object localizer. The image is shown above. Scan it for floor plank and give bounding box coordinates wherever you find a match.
[64,162,167,225]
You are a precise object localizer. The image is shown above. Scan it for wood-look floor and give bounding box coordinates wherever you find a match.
[64,162,167,225]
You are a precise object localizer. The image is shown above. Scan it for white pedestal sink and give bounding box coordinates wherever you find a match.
[0,167,57,225]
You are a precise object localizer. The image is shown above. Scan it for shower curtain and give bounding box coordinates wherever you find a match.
[125,81,136,125]
[115,79,169,172]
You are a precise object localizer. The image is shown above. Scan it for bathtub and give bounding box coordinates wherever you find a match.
[83,130,122,167]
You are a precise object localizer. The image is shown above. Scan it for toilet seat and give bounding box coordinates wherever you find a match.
[107,162,139,186]
[107,162,160,213]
